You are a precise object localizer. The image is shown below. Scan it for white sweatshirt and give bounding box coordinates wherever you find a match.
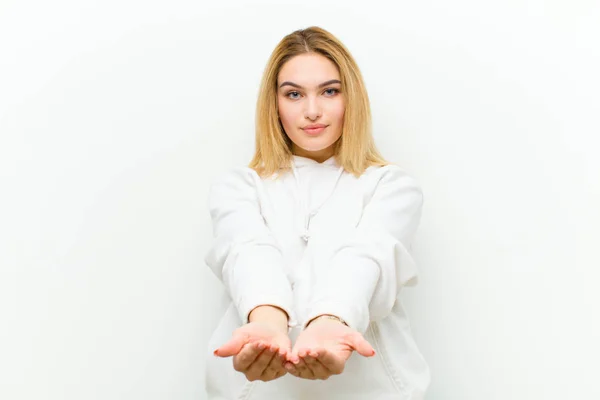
[204,155,430,400]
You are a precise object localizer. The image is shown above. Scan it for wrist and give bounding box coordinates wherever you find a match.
[248,305,289,333]
[305,314,348,328]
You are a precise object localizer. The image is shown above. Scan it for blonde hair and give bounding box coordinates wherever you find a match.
[249,26,389,178]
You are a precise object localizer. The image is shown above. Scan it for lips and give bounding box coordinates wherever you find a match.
[302,124,328,135]
[303,124,326,129]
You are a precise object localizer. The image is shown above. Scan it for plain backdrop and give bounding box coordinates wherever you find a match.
[1,1,599,399]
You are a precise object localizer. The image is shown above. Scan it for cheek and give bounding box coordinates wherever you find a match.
[278,102,299,129]
[330,100,345,125]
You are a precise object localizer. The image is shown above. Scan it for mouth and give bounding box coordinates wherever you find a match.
[302,125,328,135]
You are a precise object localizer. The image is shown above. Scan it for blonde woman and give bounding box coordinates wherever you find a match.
[205,26,429,400]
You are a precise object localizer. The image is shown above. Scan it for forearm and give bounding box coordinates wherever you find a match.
[226,244,295,325]
[305,249,380,333]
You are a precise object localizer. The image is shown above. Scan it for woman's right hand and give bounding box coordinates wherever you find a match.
[213,307,291,382]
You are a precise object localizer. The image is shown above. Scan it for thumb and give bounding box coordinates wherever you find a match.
[214,333,248,357]
[348,333,376,357]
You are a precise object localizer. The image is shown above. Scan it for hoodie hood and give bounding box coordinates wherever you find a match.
[292,154,341,168]
[290,155,345,243]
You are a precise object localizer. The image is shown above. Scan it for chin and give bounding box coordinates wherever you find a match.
[301,141,332,152]
[290,129,341,153]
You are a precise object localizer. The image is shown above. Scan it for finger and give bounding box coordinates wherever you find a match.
[214,333,248,357]
[267,368,286,381]
[347,333,376,357]
[274,348,288,370]
[261,348,287,381]
[315,348,345,375]
[233,342,264,372]
[302,350,331,380]
[273,351,289,379]
[287,351,300,365]
[292,350,316,379]
[285,348,304,376]
[246,344,278,380]
[288,346,310,364]
[284,361,299,377]
[278,346,290,360]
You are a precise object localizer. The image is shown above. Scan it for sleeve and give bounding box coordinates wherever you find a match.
[304,165,424,333]
[203,167,295,326]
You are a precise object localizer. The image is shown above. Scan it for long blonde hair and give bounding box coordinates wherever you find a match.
[249,26,389,178]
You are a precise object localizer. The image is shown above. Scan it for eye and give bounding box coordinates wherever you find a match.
[286,91,301,99]
[324,88,340,96]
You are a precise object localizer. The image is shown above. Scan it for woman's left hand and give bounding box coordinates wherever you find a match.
[284,316,375,380]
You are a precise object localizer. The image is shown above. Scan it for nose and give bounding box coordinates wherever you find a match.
[304,96,322,121]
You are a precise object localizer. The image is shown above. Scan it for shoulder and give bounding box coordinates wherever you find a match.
[209,166,262,190]
[361,164,424,200]
[207,166,265,206]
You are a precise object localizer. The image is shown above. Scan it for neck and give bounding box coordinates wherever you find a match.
[292,144,335,163]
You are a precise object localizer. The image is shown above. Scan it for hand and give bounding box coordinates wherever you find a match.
[285,316,375,380]
[214,306,291,382]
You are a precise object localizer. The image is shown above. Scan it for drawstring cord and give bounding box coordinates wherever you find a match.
[291,163,345,242]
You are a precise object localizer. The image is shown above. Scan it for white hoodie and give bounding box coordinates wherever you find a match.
[204,155,429,400]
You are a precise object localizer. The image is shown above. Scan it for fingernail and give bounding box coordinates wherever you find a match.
[310,351,318,357]
[213,349,219,356]
[257,343,265,349]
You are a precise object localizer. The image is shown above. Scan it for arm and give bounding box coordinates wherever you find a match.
[304,165,424,334]
[204,167,295,327]
[206,168,295,382]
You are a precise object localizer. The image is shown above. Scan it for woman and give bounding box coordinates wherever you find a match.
[205,26,429,400]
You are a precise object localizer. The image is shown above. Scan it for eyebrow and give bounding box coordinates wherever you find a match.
[278,79,341,89]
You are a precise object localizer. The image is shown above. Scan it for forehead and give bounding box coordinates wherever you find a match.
[278,53,340,85]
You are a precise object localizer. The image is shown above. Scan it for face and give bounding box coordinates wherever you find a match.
[277,53,345,162]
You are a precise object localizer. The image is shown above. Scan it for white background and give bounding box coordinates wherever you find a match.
[1,1,599,399]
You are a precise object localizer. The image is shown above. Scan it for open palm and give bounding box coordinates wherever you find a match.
[285,319,375,380]
[214,321,291,382]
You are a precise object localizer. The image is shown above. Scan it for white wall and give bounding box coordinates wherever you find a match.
[1,1,598,399]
